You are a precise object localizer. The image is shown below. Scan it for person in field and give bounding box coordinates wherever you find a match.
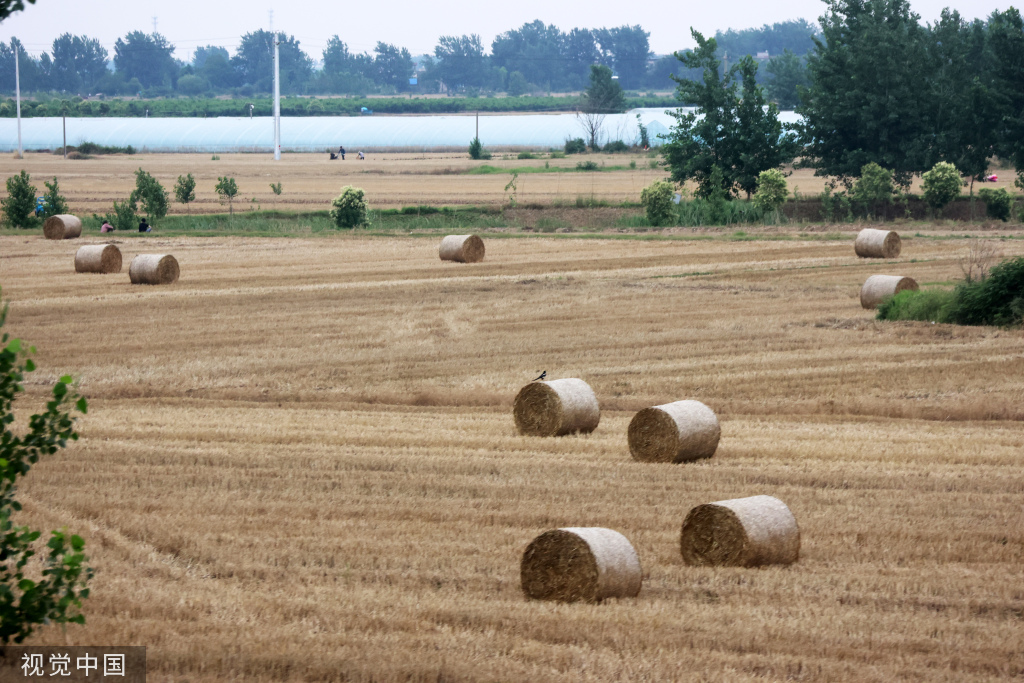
[138,218,151,233]
[339,145,346,160]
[100,221,114,233]
[358,151,365,160]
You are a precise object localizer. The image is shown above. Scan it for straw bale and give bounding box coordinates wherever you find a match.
[42,214,82,240]
[513,378,599,436]
[74,244,122,274]
[129,254,179,285]
[680,495,800,567]
[854,228,901,258]
[521,527,642,602]
[628,400,720,463]
[860,274,919,309]
[439,234,485,263]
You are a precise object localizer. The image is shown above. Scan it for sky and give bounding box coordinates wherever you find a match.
[0,0,1014,61]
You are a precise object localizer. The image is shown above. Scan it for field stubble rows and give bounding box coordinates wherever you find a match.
[1,233,1022,681]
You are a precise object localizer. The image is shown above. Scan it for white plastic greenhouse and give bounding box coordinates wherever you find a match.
[0,108,801,153]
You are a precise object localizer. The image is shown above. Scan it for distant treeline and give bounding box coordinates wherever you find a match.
[0,20,818,103]
[0,94,679,118]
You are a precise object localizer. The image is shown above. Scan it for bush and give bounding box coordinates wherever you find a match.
[468,137,491,160]
[640,180,676,227]
[1,171,37,228]
[950,256,1024,326]
[130,168,168,220]
[517,151,537,160]
[978,188,1011,221]
[852,162,895,217]
[921,161,962,210]
[603,140,629,153]
[0,292,93,643]
[819,186,852,222]
[752,169,788,214]
[39,177,69,219]
[576,160,599,171]
[214,176,239,215]
[564,138,587,155]
[100,198,138,231]
[330,186,368,228]
[876,288,956,322]
[549,151,566,159]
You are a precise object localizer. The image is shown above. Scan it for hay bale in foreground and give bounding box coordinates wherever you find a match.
[439,234,485,263]
[628,400,720,463]
[74,244,122,274]
[129,254,179,285]
[521,527,642,602]
[854,228,901,258]
[860,274,919,309]
[680,495,800,567]
[513,378,599,436]
[42,214,82,240]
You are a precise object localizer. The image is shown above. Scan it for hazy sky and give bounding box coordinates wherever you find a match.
[0,0,1014,60]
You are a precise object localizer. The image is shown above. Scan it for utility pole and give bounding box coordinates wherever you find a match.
[62,110,67,159]
[274,33,281,160]
[14,41,22,159]
[475,111,479,140]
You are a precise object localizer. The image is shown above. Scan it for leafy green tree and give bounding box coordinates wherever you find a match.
[562,28,599,90]
[506,71,528,96]
[214,177,238,215]
[764,49,808,108]
[1,171,37,229]
[468,137,490,160]
[978,188,1012,221]
[640,180,676,226]
[852,162,896,218]
[130,168,168,220]
[174,173,196,215]
[100,198,137,231]
[663,30,796,199]
[714,19,821,57]
[753,169,789,213]
[593,25,652,90]
[580,64,626,113]
[0,0,34,20]
[40,177,68,219]
[49,34,108,94]
[921,162,963,211]
[988,9,1024,186]
[491,21,564,90]
[432,35,487,91]
[798,0,932,187]
[373,42,414,91]
[0,39,49,93]
[330,186,368,228]
[193,45,229,70]
[0,291,92,644]
[232,31,313,94]
[113,32,178,89]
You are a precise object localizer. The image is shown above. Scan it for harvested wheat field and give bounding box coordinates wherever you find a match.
[1,231,1023,682]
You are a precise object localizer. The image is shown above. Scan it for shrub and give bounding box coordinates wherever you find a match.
[876,288,956,323]
[130,168,168,220]
[0,291,93,644]
[921,161,962,210]
[978,188,1011,221]
[214,176,238,215]
[100,198,138,231]
[603,140,629,153]
[549,151,566,159]
[819,186,852,222]
[331,186,368,228]
[517,151,537,160]
[468,137,491,160]
[174,173,196,214]
[950,256,1024,326]
[1,171,37,228]
[39,177,69,219]
[640,180,676,227]
[752,169,788,214]
[852,162,895,217]
[564,138,587,155]
[576,160,599,171]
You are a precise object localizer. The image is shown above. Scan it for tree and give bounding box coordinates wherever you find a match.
[468,137,490,160]
[130,169,168,220]
[714,19,821,58]
[215,177,238,215]
[233,31,313,94]
[193,45,229,70]
[577,64,626,149]
[0,0,35,21]
[491,21,565,90]
[113,32,178,89]
[988,8,1024,186]
[49,34,107,93]
[797,0,932,187]
[764,49,808,109]
[0,291,92,644]
[373,42,414,91]
[562,28,599,89]
[432,35,487,91]
[921,161,963,211]
[40,177,68,218]
[640,180,676,226]
[0,39,48,93]
[174,173,196,215]
[662,30,797,199]
[330,186,368,228]
[506,71,528,96]
[1,171,36,228]
[753,169,789,214]
[851,162,896,218]
[593,25,652,90]
[101,198,137,231]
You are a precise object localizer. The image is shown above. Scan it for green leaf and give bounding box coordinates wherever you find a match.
[24,359,35,372]
[4,339,20,354]
[70,535,85,551]
[59,375,73,385]
[75,397,88,414]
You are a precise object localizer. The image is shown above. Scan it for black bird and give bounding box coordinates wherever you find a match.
[533,371,547,381]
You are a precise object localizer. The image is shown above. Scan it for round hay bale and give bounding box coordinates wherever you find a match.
[513,378,600,437]
[129,254,179,285]
[439,234,485,263]
[521,527,642,602]
[74,244,122,274]
[860,274,919,309]
[42,214,82,240]
[854,228,901,258]
[680,495,800,567]
[628,400,720,463]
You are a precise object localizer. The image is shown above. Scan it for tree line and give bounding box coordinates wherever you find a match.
[0,20,818,101]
